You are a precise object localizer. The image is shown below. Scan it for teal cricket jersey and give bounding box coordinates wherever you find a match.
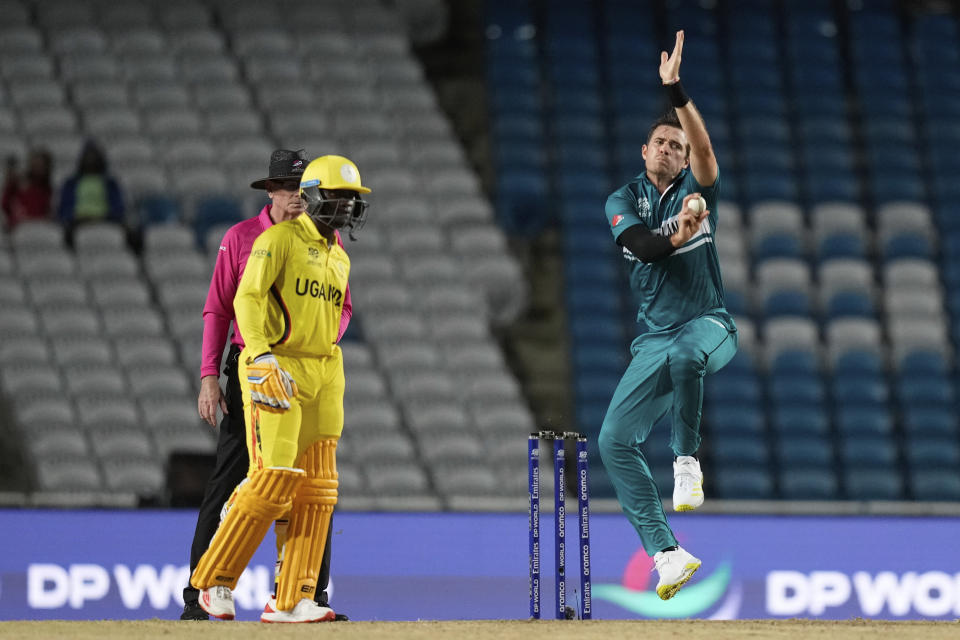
[604,167,734,333]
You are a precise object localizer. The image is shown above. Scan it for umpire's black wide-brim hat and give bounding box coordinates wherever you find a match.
[250,149,308,189]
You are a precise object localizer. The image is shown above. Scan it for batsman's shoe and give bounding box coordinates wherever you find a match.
[317,597,349,621]
[197,585,235,620]
[180,601,209,621]
[654,546,701,601]
[260,596,336,623]
[673,456,704,511]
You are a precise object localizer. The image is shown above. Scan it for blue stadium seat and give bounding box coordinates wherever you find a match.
[731,90,787,118]
[565,255,619,287]
[904,437,960,468]
[806,174,861,205]
[771,405,830,437]
[838,436,898,469]
[495,143,547,172]
[856,68,909,95]
[552,115,604,143]
[896,375,954,407]
[569,316,626,345]
[801,117,853,144]
[834,349,884,376]
[724,289,748,315]
[803,144,855,173]
[770,349,820,376]
[574,372,621,404]
[931,173,960,205]
[911,470,960,501]
[489,90,541,116]
[835,405,894,437]
[780,468,838,500]
[710,436,769,466]
[770,375,826,406]
[755,234,805,263]
[492,113,544,142]
[496,169,550,235]
[824,290,875,319]
[874,177,927,206]
[791,67,844,91]
[897,349,949,377]
[793,91,846,117]
[193,195,242,245]
[706,405,765,436]
[714,467,775,499]
[741,147,793,173]
[577,400,609,434]
[487,63,539,91]
[776,437,833,468]
[863,119,914,144]
[705,372,762,405]
[845,469,904,500]
[138,195,181,227]
[741,117,790,143]
[762,289,812,317]
[861,96,912,119]
[722,350,758,375]
[882,232,934,260]
[552,89,603,115]
[817,232,867,261]
[832,376,889,406]
[902,407,957,437]
[743,171,799,203]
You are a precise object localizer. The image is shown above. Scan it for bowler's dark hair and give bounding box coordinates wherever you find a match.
[647,111,690,158]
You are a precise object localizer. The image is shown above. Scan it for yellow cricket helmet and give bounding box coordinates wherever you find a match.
[299,155,371,239]
[300,155,371,194]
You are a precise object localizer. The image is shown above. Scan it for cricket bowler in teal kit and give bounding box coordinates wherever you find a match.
[599,31,738,601]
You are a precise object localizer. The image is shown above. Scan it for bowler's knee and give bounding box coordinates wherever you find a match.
[598,419,630,463]
[667,343,706,379]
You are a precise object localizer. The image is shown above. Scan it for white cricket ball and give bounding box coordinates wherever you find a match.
[688,196,707,214]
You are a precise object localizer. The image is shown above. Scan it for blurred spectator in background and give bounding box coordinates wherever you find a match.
[57,140,125,232]
[2,148,54,229]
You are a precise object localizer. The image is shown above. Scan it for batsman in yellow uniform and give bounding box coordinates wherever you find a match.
[191,155,370,623]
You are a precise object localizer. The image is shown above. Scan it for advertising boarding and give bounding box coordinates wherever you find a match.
[0,510,956,620]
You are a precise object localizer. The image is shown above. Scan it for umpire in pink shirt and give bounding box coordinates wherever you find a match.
[181,149,352,620]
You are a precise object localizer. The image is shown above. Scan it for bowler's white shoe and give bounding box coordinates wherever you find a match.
[260,596,336,623]
[673,456,704,511]
[654,546,701,601]
[197,585,235,620]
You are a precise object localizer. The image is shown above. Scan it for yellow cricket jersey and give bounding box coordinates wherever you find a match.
[234,213,350,359]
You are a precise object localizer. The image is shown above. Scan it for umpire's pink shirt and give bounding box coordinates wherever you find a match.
[200,205,353,378]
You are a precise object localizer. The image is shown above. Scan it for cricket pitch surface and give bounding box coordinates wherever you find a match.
[1,619,958,639]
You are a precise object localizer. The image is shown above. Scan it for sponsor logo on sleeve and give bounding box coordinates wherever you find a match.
[611,215,624,227]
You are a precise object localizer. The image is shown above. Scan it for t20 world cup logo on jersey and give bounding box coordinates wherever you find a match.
[637,196,651,220]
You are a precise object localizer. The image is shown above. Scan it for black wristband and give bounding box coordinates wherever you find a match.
[664,80,690,108]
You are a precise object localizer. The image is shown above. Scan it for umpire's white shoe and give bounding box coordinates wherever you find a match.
[673,456,704,511]
[197,585,235,620]
[260,596,336,623]
[654,546,702,601]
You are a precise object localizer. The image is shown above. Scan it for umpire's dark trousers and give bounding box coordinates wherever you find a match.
[183,344,335,607]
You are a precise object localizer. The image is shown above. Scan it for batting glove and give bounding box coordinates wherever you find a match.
[246,353,298,413]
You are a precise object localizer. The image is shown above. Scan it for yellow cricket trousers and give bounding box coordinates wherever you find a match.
[238,346,345,472]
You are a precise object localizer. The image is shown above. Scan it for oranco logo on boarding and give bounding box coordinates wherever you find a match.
[767,570,960,617]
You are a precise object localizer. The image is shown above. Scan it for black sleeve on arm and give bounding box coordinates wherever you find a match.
[617,225,677,262]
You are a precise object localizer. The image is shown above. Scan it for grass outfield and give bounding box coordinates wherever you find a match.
[0,619,958,639]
